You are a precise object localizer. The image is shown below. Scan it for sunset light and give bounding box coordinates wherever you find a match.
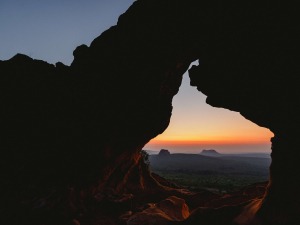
[2,1,298,224]
[145,66,274,154]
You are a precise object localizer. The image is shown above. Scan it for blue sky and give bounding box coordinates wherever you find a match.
[0,0,135,64]
[0,0,273,153]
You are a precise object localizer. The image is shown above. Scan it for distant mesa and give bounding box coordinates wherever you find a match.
[158,149,171,156]
[200,149,221,157]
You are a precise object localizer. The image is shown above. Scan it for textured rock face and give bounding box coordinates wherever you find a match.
[127,196,189,225]
[1,0,299,224]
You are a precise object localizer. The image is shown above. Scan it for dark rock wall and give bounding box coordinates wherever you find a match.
[1,0,299,224]
[186,1,300,223]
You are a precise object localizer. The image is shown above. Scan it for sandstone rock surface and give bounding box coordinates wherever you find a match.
[127,196,189,225]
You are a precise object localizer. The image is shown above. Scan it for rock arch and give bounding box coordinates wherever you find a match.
[1,0,299,224]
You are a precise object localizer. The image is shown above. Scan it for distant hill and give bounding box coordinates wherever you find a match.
[158,149,171,156]
[149,153,271,176]
[148,153,271,192]
[200,149,221,157]
[224,153,271,158]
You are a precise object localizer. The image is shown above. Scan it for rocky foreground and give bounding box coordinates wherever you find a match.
[9,172,267,225]
[122,179,268,225]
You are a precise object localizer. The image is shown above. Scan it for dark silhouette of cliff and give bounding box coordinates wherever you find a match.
[158,149,171,156]
[1,0,299,224]
[200,149,221,156]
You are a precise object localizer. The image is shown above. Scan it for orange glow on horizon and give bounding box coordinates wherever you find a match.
[144,63,274,153]
[147,137,272,146]
[147,124,273,147]
[145,136,273,153]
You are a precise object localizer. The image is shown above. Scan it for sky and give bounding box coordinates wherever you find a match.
[0,0,273,154]
[145,62,273,153]
[0,0,136,64]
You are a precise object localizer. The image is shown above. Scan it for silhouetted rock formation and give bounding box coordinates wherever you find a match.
[200,149,221,157]
[158,149,171,156]
[1,0,299,225]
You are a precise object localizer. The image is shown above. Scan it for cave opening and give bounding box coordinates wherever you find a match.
[144,61,273,194]
[1,1,299,224]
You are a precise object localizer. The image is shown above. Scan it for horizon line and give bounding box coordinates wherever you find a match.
[143,149,271,154]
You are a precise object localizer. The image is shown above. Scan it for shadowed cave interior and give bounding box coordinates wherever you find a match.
[1,1,300,225]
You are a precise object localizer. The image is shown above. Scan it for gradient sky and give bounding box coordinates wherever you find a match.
[145,62,273,153]
[0,0,273,153]
[0,0,135,64]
